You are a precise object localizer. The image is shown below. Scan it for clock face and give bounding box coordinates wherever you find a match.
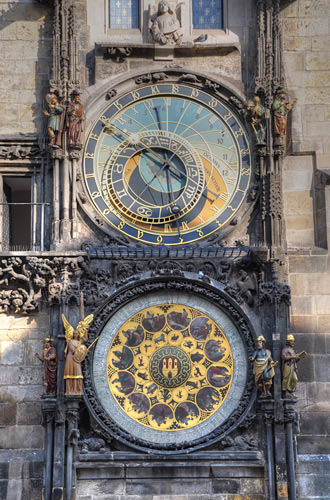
[83,82,253,245]
[90,291,249,451]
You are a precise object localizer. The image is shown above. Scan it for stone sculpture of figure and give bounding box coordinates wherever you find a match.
[247,95,270,145]
[151,0,182,45]
[43,93,65,148]
[67,93,85,149]
[272,89,297,143]
[35,338,58,395]
[250,335,278,397]
[62,313,94,396]
[281,334,306,398]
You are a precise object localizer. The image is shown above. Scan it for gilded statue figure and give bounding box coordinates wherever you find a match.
[67,93,85,149]
[272,89,297,142]
[281,334,306,398]
[250,335,278,397]
[62,313,94,396]
[151,0,182,45]
[35,338,58,395]
[247,95,270,145]
[43,93,65,148]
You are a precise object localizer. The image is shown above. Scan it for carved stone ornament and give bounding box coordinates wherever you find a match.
[0,256,84,313]
[0,142,43,161]
[83,277,256,454]
[149,0,183,45]
[103,47,132,61]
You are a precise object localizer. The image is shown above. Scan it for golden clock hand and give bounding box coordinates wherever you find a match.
[103,121,167,165]
[166,162,225,201]
[165,164,182,238]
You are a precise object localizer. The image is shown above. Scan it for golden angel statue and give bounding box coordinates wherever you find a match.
[62,313,94,395]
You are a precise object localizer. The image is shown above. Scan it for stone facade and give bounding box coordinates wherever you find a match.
[0,1,329,499]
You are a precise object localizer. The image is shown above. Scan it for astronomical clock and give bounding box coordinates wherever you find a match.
[81,72,256,453]
[82,79,253,246]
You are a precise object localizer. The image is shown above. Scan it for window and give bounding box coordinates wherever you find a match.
[109,0,139,29]
[2,177,32,251]
[193,0,223,30]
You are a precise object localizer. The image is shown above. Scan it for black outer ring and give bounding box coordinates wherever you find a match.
[83,275,256,454]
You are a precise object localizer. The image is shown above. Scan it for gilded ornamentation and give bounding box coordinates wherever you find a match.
[62,314,94,395]
[107,304,233,431]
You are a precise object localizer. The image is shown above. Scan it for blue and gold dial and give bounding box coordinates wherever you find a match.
[83,82,253,245]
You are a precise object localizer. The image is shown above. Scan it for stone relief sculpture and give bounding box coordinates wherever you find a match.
[35,338,58,396]
[62,313,94,395]
[250,335,278,397]
[272,89,297,144]
[43,93,65,148]
[67,93,85,149]
[149,0,183,45]
[281,334,306,398]
[247,95,270,145]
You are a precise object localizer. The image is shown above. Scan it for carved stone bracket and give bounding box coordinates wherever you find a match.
[258,281,290,305]
[103,47,132,62]
[0,140,43,162]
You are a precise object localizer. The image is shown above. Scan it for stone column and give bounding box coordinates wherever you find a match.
[41,399,57,500]
[65,398,81,500]
[284,399,297,500]
[260,398,276,500]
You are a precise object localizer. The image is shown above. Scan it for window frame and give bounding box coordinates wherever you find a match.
[107,0,142,34]
[0,164,47,253]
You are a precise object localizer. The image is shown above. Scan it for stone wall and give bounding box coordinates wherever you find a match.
[0,0,52,137]
[0,313,47,498]
[281,2,330,498]
[0,313,48,449]
[76,458,265,500]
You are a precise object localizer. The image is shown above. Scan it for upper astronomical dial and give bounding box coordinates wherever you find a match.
[83,82,253,245]
[102,131,205,224]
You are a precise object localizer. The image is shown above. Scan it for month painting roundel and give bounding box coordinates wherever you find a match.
[89,291,250,452]
[83,79,253,245]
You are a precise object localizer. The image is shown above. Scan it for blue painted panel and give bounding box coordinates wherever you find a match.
[193,0,222,30]
[109,0,139,29]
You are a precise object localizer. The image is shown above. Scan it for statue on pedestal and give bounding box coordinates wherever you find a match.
[247,95,270,145]
[62,313,94,396]
[272,89,297,144]
[281,334,306,398]
[67,93,85,149]
[250,335,277,397]
[43,93,65,148]
[35,338,58,396]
